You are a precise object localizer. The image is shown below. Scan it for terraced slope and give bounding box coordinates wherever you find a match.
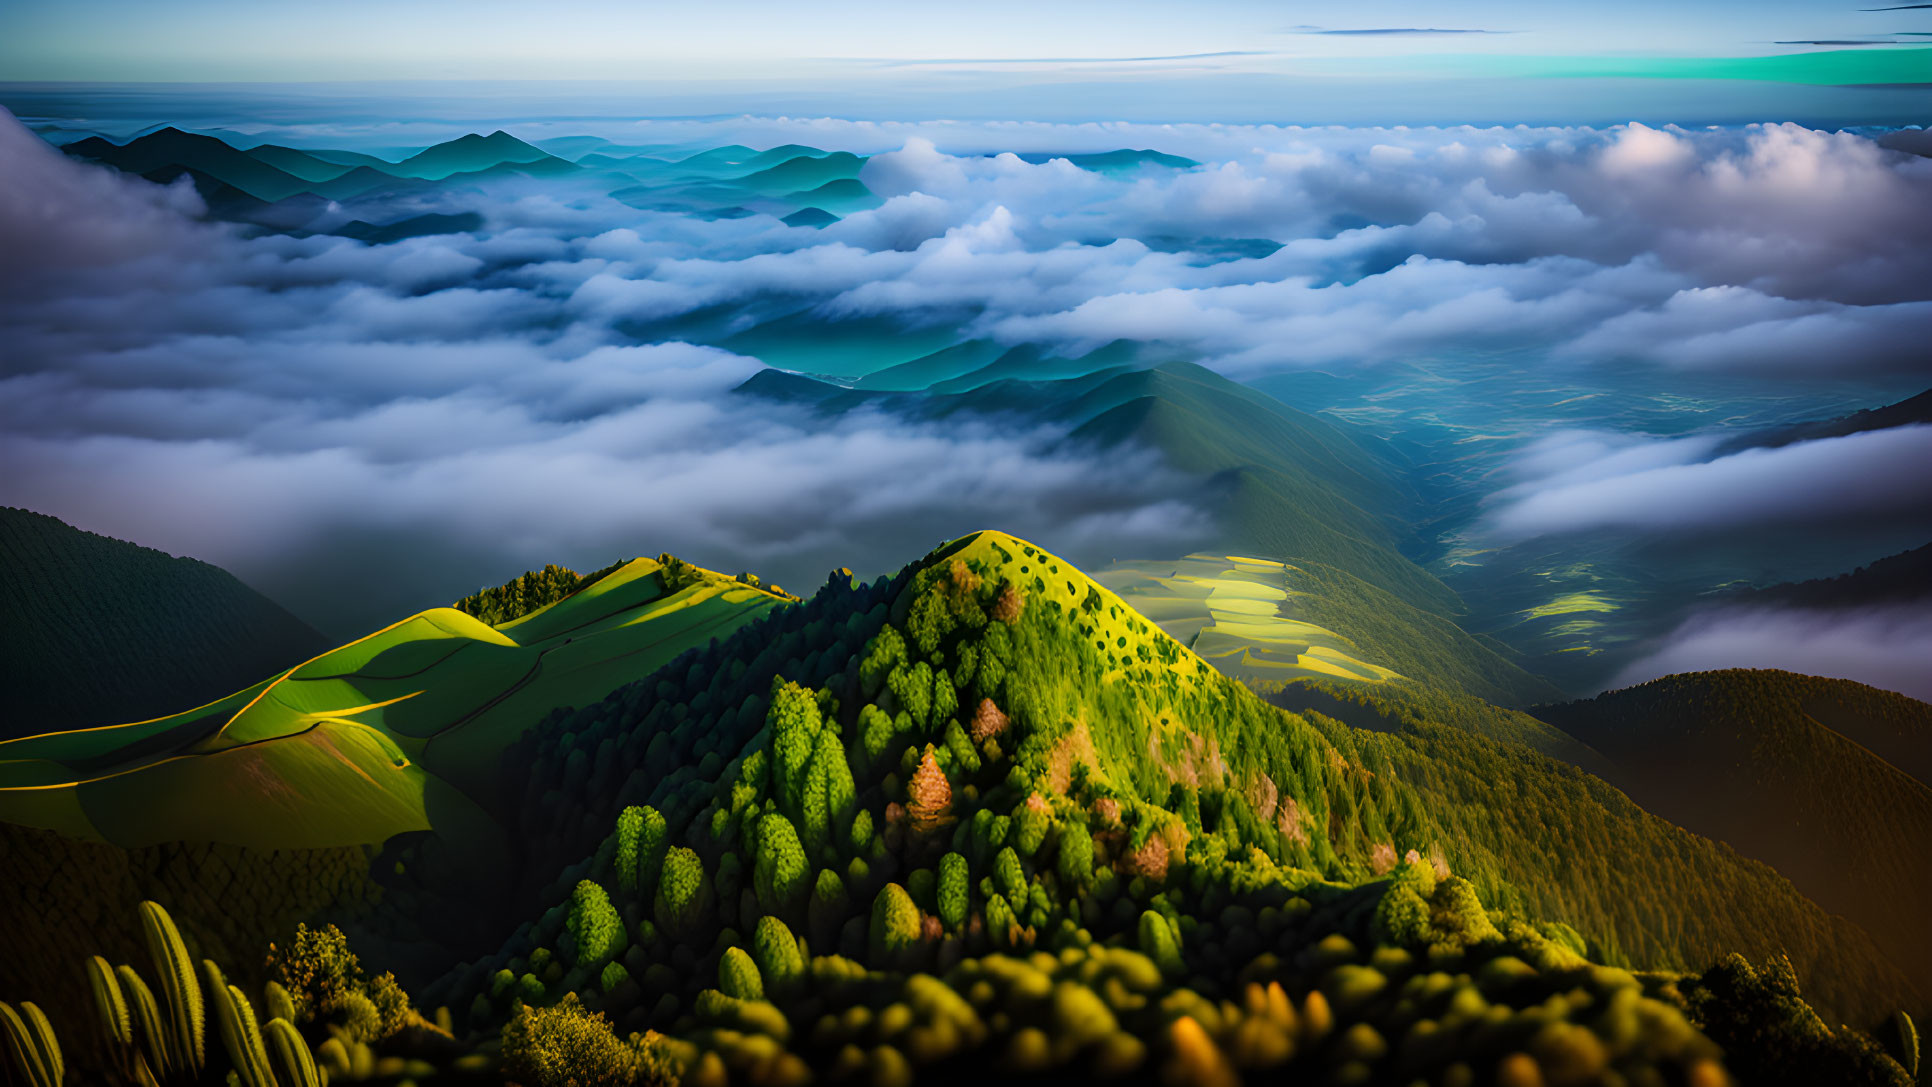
[0,555,793,851]
[0,507,328,737]
[1095,554,1405,685]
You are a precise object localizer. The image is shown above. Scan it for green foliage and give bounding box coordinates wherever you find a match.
[937,852,970,931]
[810,868,851,951]
[769,679,822,821]
[568,879,626,968]
[633,806,670,904]
[453,561,621,626]
[600,962,630,994]
[814,727,857,854]
[0,506,329,735]
[273,921,360,1024]
[861,626,908,698]
[139,900,205,1077]
[1686,954,1913,1086]
[615,806,646,894]
[993,847,1026,906]
[0,1001,62,1087]
[752,917,806,999]
[1012,796,1050,857]
[870,884,924,969]
[1542,668,1932,1005]
[1138,910,1185,978]
[655,847,712,943]
[1057,820,1095,892]
[754,812,811,917]
[718,947,765,1001]
[501,994,645,1087]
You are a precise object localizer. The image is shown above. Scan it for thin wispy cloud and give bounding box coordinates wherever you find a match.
[1292,27,1512,36]
[868,51,1274,66]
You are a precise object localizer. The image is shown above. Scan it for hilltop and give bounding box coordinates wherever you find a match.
[0,507,328,736]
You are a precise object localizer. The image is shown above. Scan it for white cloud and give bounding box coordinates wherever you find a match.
[6,106,1932,633]
[1611,604,1932,702]
[1485,426,1932,538]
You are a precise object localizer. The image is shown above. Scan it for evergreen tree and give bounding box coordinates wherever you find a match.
[937,852,970,931]
[752,917,806,999]
[754,813,810,917]
[655,848,712,943]
[718,948,763,1001]
[614,807,644,894]
[566,881,625,968]
[869,884,924,970]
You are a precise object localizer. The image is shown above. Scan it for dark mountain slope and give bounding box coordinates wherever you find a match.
[63,127,318,202]
[0,507,328,735]
[1727,541,1932,612]
[1716,387,1931,455]
[1542,669,1932,1007]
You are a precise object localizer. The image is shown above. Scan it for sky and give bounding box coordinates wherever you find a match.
[6,0,1931,78]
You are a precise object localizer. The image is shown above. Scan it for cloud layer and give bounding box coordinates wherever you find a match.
[1612,604,1932,701]
[4,109,1930,638]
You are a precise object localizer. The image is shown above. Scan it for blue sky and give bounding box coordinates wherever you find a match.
[5,0,1931,82]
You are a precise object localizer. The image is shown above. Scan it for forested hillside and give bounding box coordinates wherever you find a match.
[0,507,327,737]
[1542,670,1932,1013]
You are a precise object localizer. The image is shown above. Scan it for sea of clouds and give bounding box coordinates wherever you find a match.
[2,108,1928,665]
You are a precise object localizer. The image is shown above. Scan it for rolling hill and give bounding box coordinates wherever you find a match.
[0,553,793,851]
[0,507,328,737]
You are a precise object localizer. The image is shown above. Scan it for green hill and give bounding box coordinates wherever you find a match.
[0,507,328,737]
[388,130,557,180]
[0,554,792,852]
[1540,670,1932,1003]
[2,533,1921,1085]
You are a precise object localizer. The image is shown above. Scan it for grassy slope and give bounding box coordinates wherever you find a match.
[1540,670,1932,1012]
[0,507,329,736]
[0,556,791,851]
